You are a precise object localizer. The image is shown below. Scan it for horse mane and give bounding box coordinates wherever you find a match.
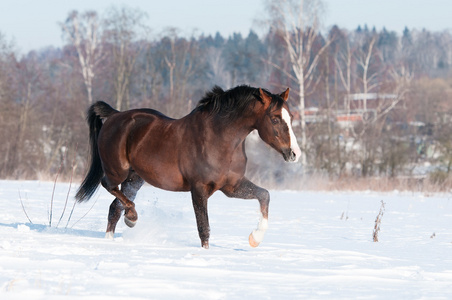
[194,85,283,120]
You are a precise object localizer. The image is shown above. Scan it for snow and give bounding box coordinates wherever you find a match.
[1,180,452,299]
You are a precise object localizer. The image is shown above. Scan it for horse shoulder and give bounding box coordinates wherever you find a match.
[226,141,247,180]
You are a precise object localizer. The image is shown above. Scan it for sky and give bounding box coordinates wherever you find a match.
[0,0,451,54]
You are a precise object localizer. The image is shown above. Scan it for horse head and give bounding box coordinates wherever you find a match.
[256,88,302,163]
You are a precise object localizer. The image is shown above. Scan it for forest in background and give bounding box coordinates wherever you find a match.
[1,2,452,191]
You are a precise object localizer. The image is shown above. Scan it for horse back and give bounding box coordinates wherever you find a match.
[98,108,248,193]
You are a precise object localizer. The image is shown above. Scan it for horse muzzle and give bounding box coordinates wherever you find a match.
[282,148,299,163]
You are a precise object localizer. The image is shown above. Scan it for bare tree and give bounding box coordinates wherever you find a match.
[334,33,353,114]
[61,11,103,104]
[104,6,148,110]
[355,36,379,113]
[352,37,412,135]
[160,29,203,117]
[0,33,17,177]
[134,43,163,108]
[263,0,332,165]
[206,46,232,88]
[163,28,179,102]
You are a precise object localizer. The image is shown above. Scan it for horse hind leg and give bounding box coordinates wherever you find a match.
[102,172,143,232]
[105,171,144,239]
[105,198,122,239]
[121,172,145,228]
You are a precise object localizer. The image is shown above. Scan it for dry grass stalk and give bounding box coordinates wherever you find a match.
[57,144,78,228]
[49,146,68,227]
[18,190,33,224]
[373,200,385,242]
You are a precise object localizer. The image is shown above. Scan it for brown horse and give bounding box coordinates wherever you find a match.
[75,85,301,249]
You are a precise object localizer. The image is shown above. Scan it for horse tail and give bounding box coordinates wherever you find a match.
[76,101,119,202]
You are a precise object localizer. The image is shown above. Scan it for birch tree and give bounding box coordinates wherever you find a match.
[355,36,379,113]
[61,11,103,104]
[334,32,353,113]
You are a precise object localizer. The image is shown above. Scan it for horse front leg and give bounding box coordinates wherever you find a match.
[221,178,270,247]
[191,185,215,249]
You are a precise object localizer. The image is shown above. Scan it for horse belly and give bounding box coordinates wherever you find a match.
[133,161,189,192]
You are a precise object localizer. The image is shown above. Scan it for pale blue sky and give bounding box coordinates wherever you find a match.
[0,0,450,54]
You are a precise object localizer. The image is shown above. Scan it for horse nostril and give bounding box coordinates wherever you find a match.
[290,150,296,161]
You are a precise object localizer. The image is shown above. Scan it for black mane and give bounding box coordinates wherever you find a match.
[194,85,284,120]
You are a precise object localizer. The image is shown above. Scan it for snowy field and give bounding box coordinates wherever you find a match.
[1,180,452,299]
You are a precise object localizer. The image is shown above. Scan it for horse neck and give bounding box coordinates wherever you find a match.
[214,105,265,140]
[220,116,255,140]
[190,110,256,144]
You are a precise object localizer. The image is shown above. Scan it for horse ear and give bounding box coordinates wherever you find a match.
[259,88,271,109]
[280,88,290,101]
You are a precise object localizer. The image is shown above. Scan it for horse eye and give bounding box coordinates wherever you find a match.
[271,118,279,125]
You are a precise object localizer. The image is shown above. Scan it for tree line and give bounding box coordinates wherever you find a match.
[0,3,451,189]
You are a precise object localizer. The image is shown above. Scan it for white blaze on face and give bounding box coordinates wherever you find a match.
[281,108,302,162]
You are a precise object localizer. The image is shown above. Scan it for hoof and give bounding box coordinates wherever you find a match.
[202,241,209,249]
[105,231,114,239]
[124,216,137,228]
[249,232,260,248]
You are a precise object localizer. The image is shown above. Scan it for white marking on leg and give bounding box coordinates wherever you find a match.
[281,108,302,162]
[251,214,268,243]
[105,231,114,240]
